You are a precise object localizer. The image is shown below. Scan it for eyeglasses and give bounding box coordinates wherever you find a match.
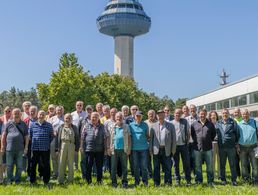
[77,105,82,107]
[5,110,11,113]
[132,108,138,111]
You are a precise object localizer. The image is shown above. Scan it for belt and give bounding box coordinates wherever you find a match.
[159,146,165,149]
[62,140,74,144]
[240,144,256,148]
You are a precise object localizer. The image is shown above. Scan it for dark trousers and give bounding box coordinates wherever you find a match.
[153,148,172,185]
[173,145,191,182]
[148,153,153,177]
[133,150,148,185]
[80,152,86,179]
[219,147,237,182]
[129,154,134,176]
[188,143,195,175]
[30,150,50,184]
[111,150,128,185]
[85,151,104,183]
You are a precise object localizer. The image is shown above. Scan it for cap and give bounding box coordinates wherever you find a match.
[135,111,143,116]
[86,105,93,110]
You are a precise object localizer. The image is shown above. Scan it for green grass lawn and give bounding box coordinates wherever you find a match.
[0,168,257,195]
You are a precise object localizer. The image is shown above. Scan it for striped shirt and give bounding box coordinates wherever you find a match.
[29,121,53,151]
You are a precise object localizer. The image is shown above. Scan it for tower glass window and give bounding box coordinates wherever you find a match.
[238,95,247,106]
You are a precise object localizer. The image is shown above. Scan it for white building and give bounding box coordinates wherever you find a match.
[186,74,258,118]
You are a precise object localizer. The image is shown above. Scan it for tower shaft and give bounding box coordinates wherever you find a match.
[114,36,134,78]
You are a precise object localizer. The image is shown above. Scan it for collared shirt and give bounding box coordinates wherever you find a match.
[129,121,149,150]
[49,115,64,133]
[29,121,53,151]
[238,119,258,146]
[100,116,109,125]
[172,119,187,146]
[191,119,216,151]
[71,111,87,128]
[114,126,125,149]
[61,126,75,143]
[234,117,243,123]
[186,115,199,143]
[81,122,106,152]
[159,123,166,146]
[165,115,173,122]
[3,120,28,152]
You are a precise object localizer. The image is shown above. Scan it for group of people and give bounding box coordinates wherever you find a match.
[0,101,257,188]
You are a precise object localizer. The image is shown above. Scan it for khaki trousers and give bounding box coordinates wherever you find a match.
[50,139,59,177]
[58,142,75,184]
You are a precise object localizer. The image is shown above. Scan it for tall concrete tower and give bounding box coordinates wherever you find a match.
[97,0,151,78]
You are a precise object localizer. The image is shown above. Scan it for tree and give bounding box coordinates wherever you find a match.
[0,87,39,112]
[37,53,176,114]
[37,53,94,112]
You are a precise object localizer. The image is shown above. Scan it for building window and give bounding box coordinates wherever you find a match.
[118,4,126,8]
[216,101,222,110]
[210,103,216,110]
[250,91,258,104]
[126,4,134,9]
[239,95,247,106]
[223,99,230,109]
[231,97,239,107]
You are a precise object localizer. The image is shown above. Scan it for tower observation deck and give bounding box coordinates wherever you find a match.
[97,0,151,78]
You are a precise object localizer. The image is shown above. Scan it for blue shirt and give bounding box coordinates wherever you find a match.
[114,127,124,150]
[238,119,258,146]
[129,121,149,150]
[29,121,53,151]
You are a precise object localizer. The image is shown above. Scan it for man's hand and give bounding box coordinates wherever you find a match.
[24,148,28,155]
[107,148,112,156]
[126,150,131,156]
[236,144,240,155]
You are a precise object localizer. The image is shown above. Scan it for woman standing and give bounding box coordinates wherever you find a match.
[209,111,220,179]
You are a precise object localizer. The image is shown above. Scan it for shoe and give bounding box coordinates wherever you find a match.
[232,181,237,186]
[26,176,30,182]
[96,181,103,185]
[196,181,202,185]
[154,183,160,187]
[122,183,128,188]
[112,183,118,188]
[143,182,148,187]
[221,180,227,185]
[186,181,191,186]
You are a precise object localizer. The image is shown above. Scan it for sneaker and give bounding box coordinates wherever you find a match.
[186,181,191,186]
[208,182,214,187]
[232,181,237,186]
[221,180,227,185]
[26,176,30,182]
[175,180,180,186]
[122,183,128,189]
[112,183,118,188]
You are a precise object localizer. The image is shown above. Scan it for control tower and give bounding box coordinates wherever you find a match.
[97,0,151,78]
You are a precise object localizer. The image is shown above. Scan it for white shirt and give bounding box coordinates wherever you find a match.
[159,123,166,146]
[50,115,64,133]
[71,111,87,128]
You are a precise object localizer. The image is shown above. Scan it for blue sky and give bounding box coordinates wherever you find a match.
[0,0,258,100]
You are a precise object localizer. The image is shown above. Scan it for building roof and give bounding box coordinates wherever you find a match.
[188,73,258,101]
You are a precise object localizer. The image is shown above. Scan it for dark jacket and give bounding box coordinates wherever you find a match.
[56,124,80,152]
[215,118,239,148]
[191,119,216,151]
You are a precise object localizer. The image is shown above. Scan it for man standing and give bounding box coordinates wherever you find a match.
[56,113,80,184]
[1,108,29,184]
[185,104,199,176]
[80,112,107,184]
[172,108,191,185]
[129,111,149,186]
[149,110,176,186]
[107,112,131,188]
[121,105,130,120]
[182,105,190,118]
[49,106,64,179]
[29,110,53,185]
[216,108,238,186]
[71,101,87,170]
[96,103,104,118]
[191,109,216,185]
[237,109,258,185]
[145,110,157,178]
[125,105,138,125]
[21,101,32,120]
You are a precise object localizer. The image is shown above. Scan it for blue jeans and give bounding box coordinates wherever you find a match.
[153,148,172,185]
[239,145,258,183]
[173,145,191,182]
[6,150,24,183]
[132,150,148,185]
[194,150,214,183]
[219,147,237,182]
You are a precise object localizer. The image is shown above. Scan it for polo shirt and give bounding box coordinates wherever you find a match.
[114,127,124,150]
[71,111,87,128]
[238,119,258,146]
[3,120,28,152]
[29,121,53,151]
[129,121,149,150]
